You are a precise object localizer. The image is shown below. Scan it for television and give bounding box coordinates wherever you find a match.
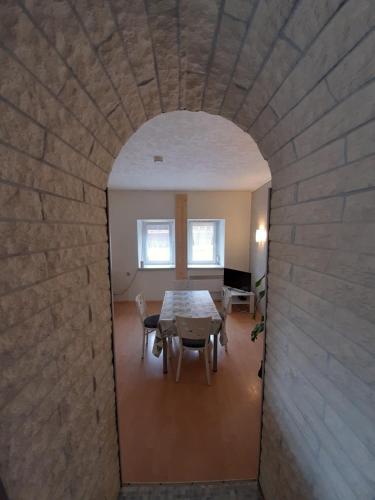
[224,268,251,292]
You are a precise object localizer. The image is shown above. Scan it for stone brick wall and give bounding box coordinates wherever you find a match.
[0,1,374,499]
[0,1,124,498]
[254,3,375,498]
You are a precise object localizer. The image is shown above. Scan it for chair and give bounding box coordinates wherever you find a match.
[175,316,212,385]
[223,287,232,313]
[135,292,160,359]
[220,287,231,352]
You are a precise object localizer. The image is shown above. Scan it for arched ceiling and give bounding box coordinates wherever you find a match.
[109,111,271,190]
[0,0,316,180]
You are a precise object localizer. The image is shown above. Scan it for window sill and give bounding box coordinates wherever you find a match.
[138,266,175,270]
[188,265,224,269]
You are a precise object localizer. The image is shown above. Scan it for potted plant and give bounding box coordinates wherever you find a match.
[251,274,266,378]
[251,274,266,341]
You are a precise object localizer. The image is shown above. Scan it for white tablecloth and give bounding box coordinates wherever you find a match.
[152,290,227,357]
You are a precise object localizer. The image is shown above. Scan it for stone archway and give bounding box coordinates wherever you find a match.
[1,1,374,499]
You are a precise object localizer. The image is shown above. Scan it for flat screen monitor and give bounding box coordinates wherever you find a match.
[224,268,251,292]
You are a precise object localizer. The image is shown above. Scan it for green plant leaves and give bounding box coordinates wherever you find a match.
[255,274,265,288]
[253,274,266,339]
[251,321,265,342]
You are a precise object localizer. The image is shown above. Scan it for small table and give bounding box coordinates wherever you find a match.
[153,290,226,374]
[223,286,255,314]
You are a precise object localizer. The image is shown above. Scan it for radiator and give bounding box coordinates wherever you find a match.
[173,274,224,299]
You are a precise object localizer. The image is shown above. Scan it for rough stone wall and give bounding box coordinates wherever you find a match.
[254,3,375,499]
[0,1,374,499]
[0,1,125,498]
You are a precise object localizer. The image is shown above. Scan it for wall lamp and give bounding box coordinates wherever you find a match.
[255,227,267,244]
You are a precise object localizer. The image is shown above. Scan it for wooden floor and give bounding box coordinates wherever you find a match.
[113,300,264,484]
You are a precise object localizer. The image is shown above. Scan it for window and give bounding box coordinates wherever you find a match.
[188,219,225,267]
[137,219,175,268]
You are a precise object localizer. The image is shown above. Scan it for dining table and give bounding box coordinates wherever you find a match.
[152,290,227,374]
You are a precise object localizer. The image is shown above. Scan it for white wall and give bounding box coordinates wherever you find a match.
[109,190,252,300]
[249,181,271,312]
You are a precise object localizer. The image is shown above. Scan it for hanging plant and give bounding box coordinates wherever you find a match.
[251,274,266,342]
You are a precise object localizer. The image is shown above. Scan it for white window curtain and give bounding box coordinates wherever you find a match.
[137,220,175,268]
[191,221,216,263]
[188,220,225,266]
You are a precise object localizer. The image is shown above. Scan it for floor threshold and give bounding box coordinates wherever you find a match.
[119,480,262,499]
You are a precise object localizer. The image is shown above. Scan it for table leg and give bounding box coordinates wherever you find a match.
[163,337,168,374]
[213,334,218,372]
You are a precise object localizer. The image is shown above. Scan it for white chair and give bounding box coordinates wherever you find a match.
[221,287,231,352]
[175,316,212,385]
[135,292,160,359]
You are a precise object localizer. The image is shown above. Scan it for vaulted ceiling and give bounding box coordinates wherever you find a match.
[109,111,271,190]
[0,0,326,177]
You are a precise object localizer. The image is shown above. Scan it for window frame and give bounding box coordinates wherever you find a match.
[187,219,225,268]
[137,219,176,269]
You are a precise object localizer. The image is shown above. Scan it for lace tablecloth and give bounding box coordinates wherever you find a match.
[152,290,227,357]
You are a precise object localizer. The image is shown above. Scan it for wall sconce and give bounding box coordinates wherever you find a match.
[255,227,267,244]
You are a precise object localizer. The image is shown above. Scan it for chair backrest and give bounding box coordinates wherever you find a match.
[222,287,231,318]
[135,292,147,324]
[175,316,212,345]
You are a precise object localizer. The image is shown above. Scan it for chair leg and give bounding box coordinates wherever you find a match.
[204,348,211,385]
[208,342,212,364]
[168,336,173,359]
[141,329,146,359]
[176,347,183,382]
[146,331,149,345]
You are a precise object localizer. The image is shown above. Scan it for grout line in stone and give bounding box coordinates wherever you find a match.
[15,1,125,155]
[0,93,110,178]
[0,45,115,175]
[268,112,375,178]
[232,0,301,124]
[245,0,352,136]
[176,0,182,110]
[252,19,373,145]
[0,177,107,208]
[0,241,108,263]
[200,0,226,110]
[0,138,108,192]
[278,181,372,209]
[106,0,149,122]
[268,275,375,376]
[324,79,339,104]
[217,0,261,116]
[278,32,303,54]
[0,216,107,227]
[67,0,136,133]
[143,0,165,114]
[0,256,108,300]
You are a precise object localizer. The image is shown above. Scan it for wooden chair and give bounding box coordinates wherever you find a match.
[175,316,212,385]
[135,292,160,359]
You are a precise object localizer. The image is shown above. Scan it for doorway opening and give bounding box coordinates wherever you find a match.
[107,111,271,483]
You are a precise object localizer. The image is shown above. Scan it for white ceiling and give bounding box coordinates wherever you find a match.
[108,111,271,191]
